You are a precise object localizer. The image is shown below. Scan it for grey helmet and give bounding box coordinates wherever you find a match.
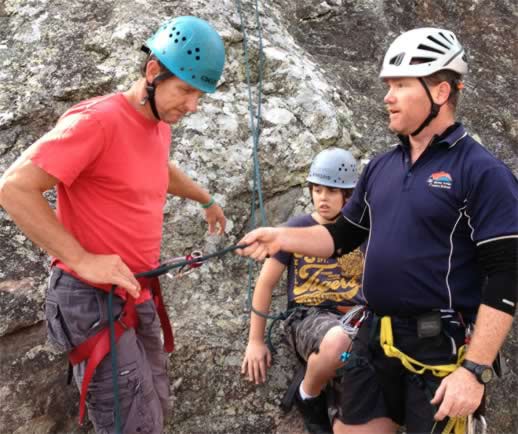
[307,148,358,189]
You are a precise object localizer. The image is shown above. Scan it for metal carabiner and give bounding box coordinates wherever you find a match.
[165,250,204,280]
[467,414,487,434]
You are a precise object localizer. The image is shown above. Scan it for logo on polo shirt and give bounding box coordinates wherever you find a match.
[428,171,453,189]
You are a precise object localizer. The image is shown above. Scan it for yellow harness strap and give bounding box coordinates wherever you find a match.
[441,416,467,434]
[380,316,466,377]
[379,316,468,434]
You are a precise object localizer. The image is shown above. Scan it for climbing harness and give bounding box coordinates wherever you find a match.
[70,243,247,433]
[376,315,487,434]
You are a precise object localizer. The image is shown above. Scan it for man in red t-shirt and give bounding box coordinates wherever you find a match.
[0,16,226,433]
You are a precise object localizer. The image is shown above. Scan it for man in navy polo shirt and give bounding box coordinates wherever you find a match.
[237,27,517,433]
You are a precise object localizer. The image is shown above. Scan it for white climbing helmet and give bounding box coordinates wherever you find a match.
[307,148,358,189]
[379,27,468,78]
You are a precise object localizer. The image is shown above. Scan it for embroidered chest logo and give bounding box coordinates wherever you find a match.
[427,171,453,189]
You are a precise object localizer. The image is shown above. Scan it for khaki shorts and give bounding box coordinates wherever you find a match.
[45,268,169,434]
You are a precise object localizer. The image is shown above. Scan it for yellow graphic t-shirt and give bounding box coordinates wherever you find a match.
[273,214,365,308]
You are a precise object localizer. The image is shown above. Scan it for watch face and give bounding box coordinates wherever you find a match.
[480,368,493,384]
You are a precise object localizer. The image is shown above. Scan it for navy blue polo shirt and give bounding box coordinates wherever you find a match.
[342,123,518,317]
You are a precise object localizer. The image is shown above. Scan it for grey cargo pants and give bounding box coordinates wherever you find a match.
[45,268,169,434]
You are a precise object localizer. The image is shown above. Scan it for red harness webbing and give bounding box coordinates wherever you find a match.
[68,277,174,425]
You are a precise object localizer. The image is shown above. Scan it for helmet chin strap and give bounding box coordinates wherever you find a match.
[411,78,441,137]
[143,71,173,121]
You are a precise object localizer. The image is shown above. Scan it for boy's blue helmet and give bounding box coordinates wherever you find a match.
[144,16,225,93]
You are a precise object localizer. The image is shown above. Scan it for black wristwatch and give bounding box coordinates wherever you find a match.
[461,360,494,384]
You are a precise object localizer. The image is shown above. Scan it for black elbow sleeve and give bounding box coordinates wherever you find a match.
[477,238,518,316]
[324,215,368,257]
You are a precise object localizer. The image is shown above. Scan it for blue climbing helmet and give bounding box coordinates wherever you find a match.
[144,16,225,93]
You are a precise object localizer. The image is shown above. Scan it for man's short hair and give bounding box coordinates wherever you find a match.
[140,53,171,78]
[423,70,463,108]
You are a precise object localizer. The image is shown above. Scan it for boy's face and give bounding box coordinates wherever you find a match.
[311,184,347,222]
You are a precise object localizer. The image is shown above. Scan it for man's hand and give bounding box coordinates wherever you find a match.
[203,203,226,235]
[431,367,484,420]
[241,340,272,384]
[73,252,141,298]
[236,228,282,261]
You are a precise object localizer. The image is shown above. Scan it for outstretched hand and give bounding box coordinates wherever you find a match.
[236,227,282,261]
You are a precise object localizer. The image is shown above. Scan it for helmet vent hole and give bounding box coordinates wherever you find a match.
[172,27,176,31]
[176,31,180,36]
[169,34,173,38]
[390,53,404,66]
[187,50,192,55]
[174,39,178,43]
[192,75,196,79]
[439,32,452,44]
[180,67,185,71]
[196,56,200,61]
[195,48,200,52]
[411,57,435,64]
[427,35,450,50]
[417,44,445,55]
[182,37,186,41]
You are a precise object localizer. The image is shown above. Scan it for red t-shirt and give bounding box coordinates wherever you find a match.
[31,93,171,301]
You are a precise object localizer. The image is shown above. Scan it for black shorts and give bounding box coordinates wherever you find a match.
[336,314,466,433]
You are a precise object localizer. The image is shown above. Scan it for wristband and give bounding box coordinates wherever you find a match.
[201,196,215,209]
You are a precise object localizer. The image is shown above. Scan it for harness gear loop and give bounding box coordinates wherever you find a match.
[434,416,467,434]
[379,316,466,377]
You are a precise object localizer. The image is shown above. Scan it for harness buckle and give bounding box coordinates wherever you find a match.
[416,311,442,339]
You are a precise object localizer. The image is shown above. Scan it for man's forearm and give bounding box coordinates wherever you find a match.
[465,304,514,365]
[167,162,211,203]
[278,225,334,258]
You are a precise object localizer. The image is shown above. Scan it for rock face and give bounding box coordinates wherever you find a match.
[0,0,516,433]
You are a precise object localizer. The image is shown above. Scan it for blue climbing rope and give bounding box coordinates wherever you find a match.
[235,0,297,353]
[108,286,122,433]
